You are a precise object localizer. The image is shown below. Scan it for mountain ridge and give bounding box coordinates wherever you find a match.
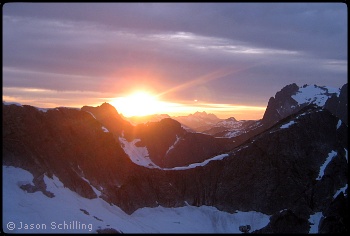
[2,82,348,233]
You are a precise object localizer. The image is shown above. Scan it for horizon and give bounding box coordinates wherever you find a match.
[3,3,347,120]
[2,99,265,120]
[3,81,345,120]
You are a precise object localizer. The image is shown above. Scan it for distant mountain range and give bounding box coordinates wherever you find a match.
[124,83,347,139]
[2,83,348,233]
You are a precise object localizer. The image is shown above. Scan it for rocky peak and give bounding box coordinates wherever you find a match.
[225,117,238,122]
[194,111,208,116]
[262,83,340,126]
[192,111,219,121]
[174,111,221,130]
[81,102,134,136]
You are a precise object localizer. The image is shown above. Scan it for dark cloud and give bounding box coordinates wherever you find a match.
[2,3,347,116]
[4,3,346,58]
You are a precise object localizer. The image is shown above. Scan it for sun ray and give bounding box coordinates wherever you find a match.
[156,60,270,99]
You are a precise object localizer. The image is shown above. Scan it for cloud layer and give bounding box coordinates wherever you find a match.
[3,3,347,118]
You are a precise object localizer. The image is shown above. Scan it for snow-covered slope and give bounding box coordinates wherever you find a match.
[118,137,159,168]
[3,166,271,234]
[291,84,340,107]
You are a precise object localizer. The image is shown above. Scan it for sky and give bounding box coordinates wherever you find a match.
[2,3,347,119]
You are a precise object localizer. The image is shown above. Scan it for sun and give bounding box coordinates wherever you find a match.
[110,91,163,117]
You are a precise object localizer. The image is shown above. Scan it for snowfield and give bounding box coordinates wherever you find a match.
[291,85,339,107]
[3,165,271,234]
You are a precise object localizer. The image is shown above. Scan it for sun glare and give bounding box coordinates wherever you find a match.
[110,91,163,117]
[109,91,265,120]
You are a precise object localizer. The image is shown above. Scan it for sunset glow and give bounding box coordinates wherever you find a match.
[108,91,266,119]
[110,91,167,117]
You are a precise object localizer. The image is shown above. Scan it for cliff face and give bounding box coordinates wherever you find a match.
[262,83,300,125]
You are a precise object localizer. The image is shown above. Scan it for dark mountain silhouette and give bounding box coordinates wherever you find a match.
[2,83,348,233]
[82,103,235,168]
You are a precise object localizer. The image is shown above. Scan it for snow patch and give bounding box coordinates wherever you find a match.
[101,126,109,133]
[336,120,342,129]
[84,111,97,119]
[165,135,181,156]
[316,150,337,180]
[84,111,109,132]
[180,125,193,132]
[309,212,323,233]
[333,184,348,199]
[169,154,229,170]
[224,130,244,138]
[345,148,348,163]
[36,108,50,112]
[296,113,307,119]
[119,137,159,168]
[280,120,296,129]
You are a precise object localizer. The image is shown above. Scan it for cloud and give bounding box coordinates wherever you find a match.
[5,3,346,57]
[2,3,347,117]
[3,86,110,108]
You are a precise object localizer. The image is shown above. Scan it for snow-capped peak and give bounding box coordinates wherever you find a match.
[262,83,342,126]
[291,84,340,107]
